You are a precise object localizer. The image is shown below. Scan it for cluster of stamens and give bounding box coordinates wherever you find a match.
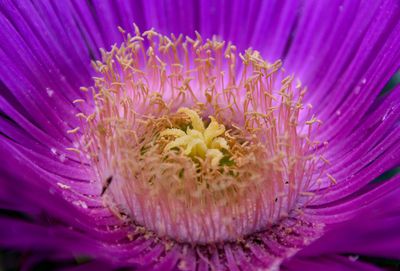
[70,25,332,244]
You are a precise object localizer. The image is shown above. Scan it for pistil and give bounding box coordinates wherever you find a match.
[161,107,229,167]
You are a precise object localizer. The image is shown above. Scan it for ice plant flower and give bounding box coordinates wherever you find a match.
[1,1,400,270]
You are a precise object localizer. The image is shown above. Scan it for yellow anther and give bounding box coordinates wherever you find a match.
[67,127,80,134]
[57,182,71,189]
[327,173,337,184]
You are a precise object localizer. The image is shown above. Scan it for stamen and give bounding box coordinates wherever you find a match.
[76,26,332,244]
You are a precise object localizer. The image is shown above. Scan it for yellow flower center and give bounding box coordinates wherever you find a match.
[160,107,229,167]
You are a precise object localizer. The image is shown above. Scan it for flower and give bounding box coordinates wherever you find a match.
[1,1,400,270]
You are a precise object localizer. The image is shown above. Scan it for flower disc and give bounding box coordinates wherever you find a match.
[78,26,329,244]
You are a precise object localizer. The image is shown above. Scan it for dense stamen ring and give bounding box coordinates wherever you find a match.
[75,26,329,243]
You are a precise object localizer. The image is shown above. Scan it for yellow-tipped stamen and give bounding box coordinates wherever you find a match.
[74,26,333,244]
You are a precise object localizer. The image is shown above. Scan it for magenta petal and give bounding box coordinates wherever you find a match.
[298,184,400,259]
[283,255,384,271]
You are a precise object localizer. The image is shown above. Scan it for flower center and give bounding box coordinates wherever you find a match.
[161,107,229,167]
[75,26,329,244]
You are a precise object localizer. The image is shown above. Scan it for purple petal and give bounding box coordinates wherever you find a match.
[283,255,384,271]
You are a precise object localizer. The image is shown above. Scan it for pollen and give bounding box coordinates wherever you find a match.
[76,25,332,244]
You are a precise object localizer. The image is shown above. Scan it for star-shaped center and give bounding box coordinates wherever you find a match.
[160,108,229,167]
